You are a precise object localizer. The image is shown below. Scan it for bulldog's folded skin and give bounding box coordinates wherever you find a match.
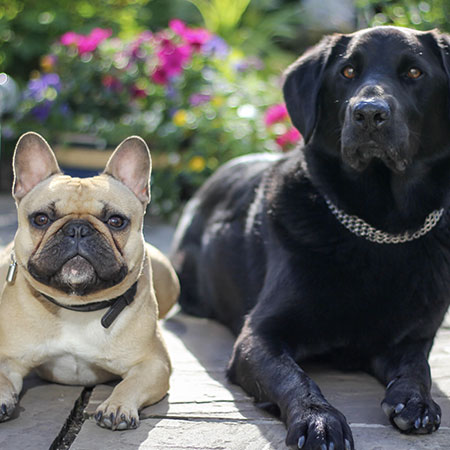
[0,132,179,430]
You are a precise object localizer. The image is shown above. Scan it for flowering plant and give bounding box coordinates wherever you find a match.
[8,20,300,215]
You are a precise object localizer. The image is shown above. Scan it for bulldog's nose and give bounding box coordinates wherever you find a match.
[352,100,391,129]
[62,220,94,239]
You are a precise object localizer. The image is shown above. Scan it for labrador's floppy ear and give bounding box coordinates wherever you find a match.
[282,34,343,143]
[434,31,450,118]
[13,132,62,201]
[104,136,152,205]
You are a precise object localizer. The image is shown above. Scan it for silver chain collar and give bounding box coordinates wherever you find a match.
[325,198,444,244]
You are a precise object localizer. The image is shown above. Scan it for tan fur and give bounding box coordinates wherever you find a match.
[0,133,179,430]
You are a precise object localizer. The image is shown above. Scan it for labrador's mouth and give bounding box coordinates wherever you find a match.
[342,142,409,173]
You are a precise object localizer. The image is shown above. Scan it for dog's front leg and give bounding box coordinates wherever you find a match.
[0,357,26,422]
[228,322,354,450]
[95,344,171,431]
[369,338,441,434]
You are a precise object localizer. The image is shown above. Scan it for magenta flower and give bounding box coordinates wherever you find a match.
[169,19,211,51]
[189,93,211,106]
[60,28,112,54]
[102,75,122,92]
[275,127,302,148]
[60,31,80,46]
[264,103,289,126]
[152,37,192,85]
[152,67,170,85]
[130,85,147,99]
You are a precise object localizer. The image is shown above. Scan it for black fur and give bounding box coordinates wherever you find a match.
[172,27,450,450]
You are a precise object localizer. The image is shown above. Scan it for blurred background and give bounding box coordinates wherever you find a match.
[0,0,448,217]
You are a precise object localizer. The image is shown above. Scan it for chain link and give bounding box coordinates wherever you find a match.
[325,198,444,244]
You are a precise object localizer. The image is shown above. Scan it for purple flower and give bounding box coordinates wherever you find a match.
[189,93,211,106]
[165,83,178,100]
[234,56,264,72]
[26,73,61,101]
[202,36,229,58]
[31,101,52,122]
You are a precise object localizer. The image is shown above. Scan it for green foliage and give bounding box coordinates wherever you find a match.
[356,0,450,31]
[4,22,297,216]
[187,0,251,37]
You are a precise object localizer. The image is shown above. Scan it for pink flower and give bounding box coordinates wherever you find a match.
[130,85,147,98]
[152,67,169,85]
[60,31,81,46]
[158,40,191,76]
[60,28,112,54]
[102,75,122,92]
[275,127,302,149]
[78,28,112,54]
[151,37,192,85]
[169,19,211,51]
[264,103,289,126]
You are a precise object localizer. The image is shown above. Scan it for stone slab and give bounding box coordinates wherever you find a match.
[76,312,450,449]
[0,373,84,450]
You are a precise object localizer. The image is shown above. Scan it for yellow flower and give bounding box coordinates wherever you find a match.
[173,109,188,127]
[40,55,55,73]
[189,156,206,172]
[211,96,224,107]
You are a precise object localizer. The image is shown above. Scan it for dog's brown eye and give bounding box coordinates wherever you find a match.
[407,67,422,79]
[33,213,50,227]
[342,66,356,79]
[107,215,126,229]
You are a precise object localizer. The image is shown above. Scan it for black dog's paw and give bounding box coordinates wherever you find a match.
[285,404,354,450]
[382,379,441,434]
[0,392,18,423]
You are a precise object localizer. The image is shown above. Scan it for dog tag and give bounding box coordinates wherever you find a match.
[6,255,17,284]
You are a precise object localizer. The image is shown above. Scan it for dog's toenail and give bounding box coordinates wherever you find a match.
[394,403,405,414]
[297,435,305,448]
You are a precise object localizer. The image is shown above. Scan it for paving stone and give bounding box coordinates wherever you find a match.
[77,313,450,449]
[2,192,450,449]
[71,417,287,450]
[0,373,84,450]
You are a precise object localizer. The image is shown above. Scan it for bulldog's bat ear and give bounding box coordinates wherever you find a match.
[104,136,151,205]
[13,132,61,201]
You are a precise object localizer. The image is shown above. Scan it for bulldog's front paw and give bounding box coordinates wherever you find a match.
[285,404,354,450]
[382,378,441,434]
[0,389,18,422]
[94,401,139,431]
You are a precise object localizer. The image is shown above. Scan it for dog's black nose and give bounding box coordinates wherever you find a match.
[62,220,94,239]
[352,100,391,129]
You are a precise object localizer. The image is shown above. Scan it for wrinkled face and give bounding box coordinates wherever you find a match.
[15,174,145,299]
[318,28,449,172]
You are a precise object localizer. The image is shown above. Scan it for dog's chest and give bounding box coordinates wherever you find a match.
[35,310,127,385]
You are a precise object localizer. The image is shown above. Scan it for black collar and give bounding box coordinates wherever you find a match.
[40,282,138,329]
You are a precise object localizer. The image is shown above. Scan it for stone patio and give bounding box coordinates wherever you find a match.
[1,192,450,449]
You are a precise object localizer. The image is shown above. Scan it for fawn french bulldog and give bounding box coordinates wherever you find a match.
[0,132,179,430]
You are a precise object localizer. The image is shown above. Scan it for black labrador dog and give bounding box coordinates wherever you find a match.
[171,26,450,450]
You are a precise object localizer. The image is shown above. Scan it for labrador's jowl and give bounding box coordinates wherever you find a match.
[172,27,450,449]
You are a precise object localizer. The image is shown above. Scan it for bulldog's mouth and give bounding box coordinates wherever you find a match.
[28,253,128,296]
[55,255,97,292]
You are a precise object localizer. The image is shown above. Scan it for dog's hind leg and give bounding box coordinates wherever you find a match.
[369,338,441,434]
[227,320,354,450]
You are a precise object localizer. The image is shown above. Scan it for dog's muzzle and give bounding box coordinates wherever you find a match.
[341,95,409,173]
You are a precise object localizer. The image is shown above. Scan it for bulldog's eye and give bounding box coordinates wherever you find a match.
[407,67,422,79]
[107,215,127,230]
[342,66,356,79]
[32,213,50,228]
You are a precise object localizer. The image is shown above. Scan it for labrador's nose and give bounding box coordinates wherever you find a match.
[352,100,391,130]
